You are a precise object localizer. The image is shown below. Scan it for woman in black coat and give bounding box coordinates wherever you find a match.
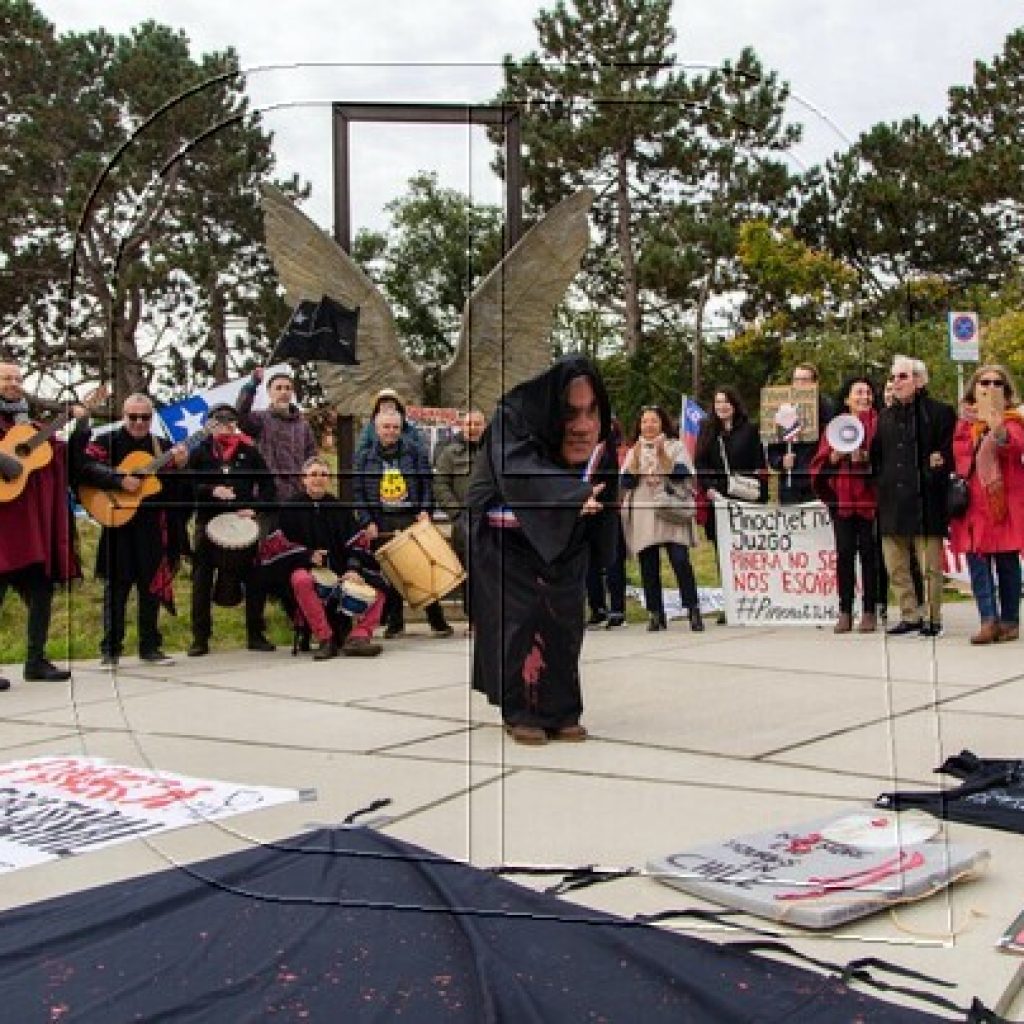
[694,385,767,546]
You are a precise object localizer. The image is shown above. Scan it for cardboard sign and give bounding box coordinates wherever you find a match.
[759,385,819,445]
[648,811,988,930]
[714,499,838,626]
[0,756,305,874]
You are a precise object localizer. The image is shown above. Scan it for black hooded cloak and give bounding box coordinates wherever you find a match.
[468,356,618,730]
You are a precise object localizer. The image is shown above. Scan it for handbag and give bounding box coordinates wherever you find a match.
[653,481,696,525]
[946,439,980,520]
[719,437,761,502]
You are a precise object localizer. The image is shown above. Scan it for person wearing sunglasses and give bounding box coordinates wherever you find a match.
[870,356,956,638]
[948,365,1024,644]
[76,393,189,667]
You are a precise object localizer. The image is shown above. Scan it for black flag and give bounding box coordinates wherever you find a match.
[270,295,359,365]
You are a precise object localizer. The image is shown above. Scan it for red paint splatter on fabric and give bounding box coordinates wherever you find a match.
[522,633,546,711]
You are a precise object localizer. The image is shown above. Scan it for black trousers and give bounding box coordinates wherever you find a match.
[586,524,626,615]
[0,567,55,664]
[638,543,698,616]
[191,547,267,643]
[833,515,878,614]
[101,579,162,657]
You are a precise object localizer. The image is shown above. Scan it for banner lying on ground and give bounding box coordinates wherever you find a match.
[0,756,304,875]
[714,499,838,626]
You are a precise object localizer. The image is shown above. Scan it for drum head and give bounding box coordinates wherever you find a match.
[207,513,259,550]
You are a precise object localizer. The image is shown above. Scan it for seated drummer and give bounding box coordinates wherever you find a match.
[278,456,385,659]
[187,403,275,657]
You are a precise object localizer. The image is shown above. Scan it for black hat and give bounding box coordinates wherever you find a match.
[206,403,238,424]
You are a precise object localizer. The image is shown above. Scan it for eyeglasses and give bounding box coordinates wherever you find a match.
[126,413,152,422]
[890,372,911,381]
[977,378,1005,387]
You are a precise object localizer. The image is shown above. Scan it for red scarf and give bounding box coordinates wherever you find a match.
[963,405,1024,523]
[212,431,249,462]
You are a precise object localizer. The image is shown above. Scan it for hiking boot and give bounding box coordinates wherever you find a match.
[886,619,922,636]
[970,622,998,645]
[24,659,72,682]
[858,612,877,633]
[313,638,338,660]
[139,650,175,667]
[833,612,853,634]
[505,724,548,746]
[549,724,588,742]
[342,636,383,657]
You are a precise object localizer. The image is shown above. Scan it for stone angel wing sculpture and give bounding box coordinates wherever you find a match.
[260,183,594,418]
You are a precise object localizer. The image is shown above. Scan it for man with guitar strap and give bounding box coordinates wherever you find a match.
[0,362,78,689]
[74,394,189,668]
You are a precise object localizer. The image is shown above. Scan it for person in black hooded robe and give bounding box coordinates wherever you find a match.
[468,356,618,745]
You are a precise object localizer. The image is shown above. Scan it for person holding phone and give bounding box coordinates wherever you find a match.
[949,365,1024,644]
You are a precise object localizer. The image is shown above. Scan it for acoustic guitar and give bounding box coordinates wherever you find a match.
[0,385,108,504]
[78,423,212,529]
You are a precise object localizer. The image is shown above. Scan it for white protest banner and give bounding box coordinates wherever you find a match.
[715,499,838,625]
[0,756,305,874]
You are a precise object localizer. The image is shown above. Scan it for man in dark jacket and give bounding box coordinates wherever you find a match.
[354,408,451,639]
[870,356,956,637]
[433,409,486,625]
[766,363,834,504]
[76,393,189,668]
[188,403,276,656]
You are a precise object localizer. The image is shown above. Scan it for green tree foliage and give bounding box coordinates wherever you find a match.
[352,171,503,365]
[643,46,802,397]
[496,0,679,356]
[0,1,301,406]
[944,28,1024,279]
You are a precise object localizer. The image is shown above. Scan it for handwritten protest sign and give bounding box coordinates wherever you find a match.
[714,499,839,625]
[0,756,305,875]
[759,385,819,445]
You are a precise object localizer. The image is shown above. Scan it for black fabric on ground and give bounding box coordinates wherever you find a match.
[877,749,1024,834]
[0,827,952,1023]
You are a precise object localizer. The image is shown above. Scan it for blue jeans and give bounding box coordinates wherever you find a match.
[966,552,1021,625]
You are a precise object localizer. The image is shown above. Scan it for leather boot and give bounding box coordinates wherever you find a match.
[833,612,853,634]
[997,622,1019,642]
[970,621,999,645]
[689,606,705,632]
[858,612,877,633]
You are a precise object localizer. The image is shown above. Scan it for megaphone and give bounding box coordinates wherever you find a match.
[826,413,865,453]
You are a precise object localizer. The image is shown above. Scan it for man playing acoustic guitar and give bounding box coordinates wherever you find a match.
[0,361,78,689]
[75,394,190,668]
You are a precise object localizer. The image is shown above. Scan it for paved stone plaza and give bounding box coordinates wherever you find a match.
[1,600,1022,1018]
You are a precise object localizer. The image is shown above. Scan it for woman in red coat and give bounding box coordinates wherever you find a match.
[949,365,1024,644]
[810,376,879,633]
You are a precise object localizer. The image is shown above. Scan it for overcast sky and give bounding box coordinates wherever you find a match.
[38,1,1023,236]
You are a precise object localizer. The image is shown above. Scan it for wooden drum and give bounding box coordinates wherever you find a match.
[375,519,465,610]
